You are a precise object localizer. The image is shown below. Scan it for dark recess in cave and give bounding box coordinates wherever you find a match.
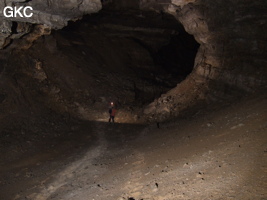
[154,33,199,78]
[62,10,200,88]
[11,22,18,34]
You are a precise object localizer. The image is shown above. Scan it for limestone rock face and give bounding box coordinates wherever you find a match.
[0,0,102,48]
[0,0,266,123]
[141,0,267,121]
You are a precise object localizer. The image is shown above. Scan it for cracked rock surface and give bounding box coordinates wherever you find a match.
[0,0,102,48]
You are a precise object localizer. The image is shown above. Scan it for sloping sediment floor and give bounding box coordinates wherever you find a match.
[0,94,266,200]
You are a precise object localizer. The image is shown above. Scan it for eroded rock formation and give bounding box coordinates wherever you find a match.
[0,0,266,123]
[1,9,199,123]
[0,0,102,48]
[142,0,267,121]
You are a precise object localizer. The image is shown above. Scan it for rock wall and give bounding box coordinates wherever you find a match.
[0,0,266,123]
[0,10,198,123]
[142,0,267,121]
[0,0,102,49]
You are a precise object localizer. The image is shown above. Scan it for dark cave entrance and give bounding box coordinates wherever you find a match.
[154,32,200,82]
[54,10,199,106]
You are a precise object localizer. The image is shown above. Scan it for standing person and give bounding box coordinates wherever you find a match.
[109,106,116,123]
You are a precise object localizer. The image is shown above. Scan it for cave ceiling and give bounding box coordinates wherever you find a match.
[0,0,102,49]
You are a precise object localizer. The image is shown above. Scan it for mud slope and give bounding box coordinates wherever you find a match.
[0,93,266,200]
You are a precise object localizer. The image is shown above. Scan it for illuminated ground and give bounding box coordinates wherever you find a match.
[0,94,266,200]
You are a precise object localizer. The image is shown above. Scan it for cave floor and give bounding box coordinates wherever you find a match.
[0,94,266,200]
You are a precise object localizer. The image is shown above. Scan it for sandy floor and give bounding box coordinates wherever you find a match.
[0,94,266,200]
